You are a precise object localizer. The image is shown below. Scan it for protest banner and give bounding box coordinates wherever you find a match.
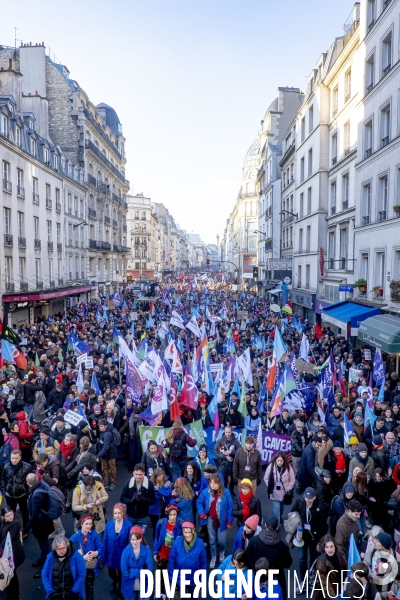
[139,419,205,457]
[64,410,84,427]
[258,431,291,465]
[84,356,94,369]
[77,353,87,366]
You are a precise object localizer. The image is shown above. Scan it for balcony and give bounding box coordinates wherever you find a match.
[5,282,15,293]
[18,236,26,248]
[85,139,127,185]
[344,146,350,156]
[366,83,374,94]
[87,174,97,187]
[88,207,97,218]
[46,198,52,209]
[113,219,118,228]
[34,239,41,249]
[383,64,391,77]
[48,241,54,251]
[36,281,44,290]
[96,180,110,196]
[33,193,39,205]
[123,224,127,232]
[330,206,336,216]
[112,193,119,203]
[17,186,25,199]
[384,0,393,7]
[56,202,61,212]
[3,179,11,193]
[342,200,349,211]
[381,136,390,148]
[57,242,62,252]
[20,282,28,292]
[332,156,337,166]
[104,215,111,225]
[365,148,372,158]
[89,239,111,251]
[363,216,370,226]
[379,210,387,222]
[4,234,13,246]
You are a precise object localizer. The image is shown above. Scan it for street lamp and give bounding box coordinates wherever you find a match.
[279,209,298,219]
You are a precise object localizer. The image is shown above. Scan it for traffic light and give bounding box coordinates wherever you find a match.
[253,266,259,279]
[206,257,210,266]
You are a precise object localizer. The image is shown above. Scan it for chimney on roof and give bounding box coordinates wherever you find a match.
[8,58,12,69]
[35,90,38,95]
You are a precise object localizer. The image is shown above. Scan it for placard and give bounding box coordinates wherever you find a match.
[364,349,371,361]
[77,353,87,366]
[64,410,84,427]
[84,356,94,369]
[349,367,359,382]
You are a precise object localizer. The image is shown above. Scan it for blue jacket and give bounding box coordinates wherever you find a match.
[197,487,233,532]
[149,483,172,516]
[296,443,319,487]
[217,555,249,600]
[42,548,86,599]
[173,496,193,522]
[70,529,103,575]
[154,518,182,555]
[328,413,342,437]
[101,518,131,569]
[120,543,153,599]
[252,581,283,600]
[168,535,207,586]
[244,415,261,433]
[232,526,245,554]
[194,456,216,474]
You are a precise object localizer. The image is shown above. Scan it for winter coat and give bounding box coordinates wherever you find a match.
[33,390,47,423]
[96,423,118,460]
[72,481,108,533]
[197,487,233,532]
[67,449,97,480]
[171,496,193,522]
[141,449,170,478]
[0,460,31,498]
[70,529,102,575]
[3,433,19,451]
[0,516,25,568]
[40,456,61,487]
[274,415,292,435]
[232,493,262,527]
[246,528,292,598]
[315,476,335,513]
[15,411,36,448]
[101,518,131,569]
[244,414,261,433]
[120,543,153,599]
[24,382,43,405]
[120,475,156,520]
[25,481,54,537]
[291,497,329,540]
[51,423,72,444]
[313,553,348,600]
[296,442,320,487]
[232,447,262,482]
[371,448,387,471]
[349,455,375,478]
[216,555,249,600]
[154,518,182,555]
[328,413,343,437]
[33,437,59,461]
[365,424,387,449]
[214,434,241,469]
[161,427,197,462]
[58,442,79,473]
[264,464,295,502]
[168,535,207,587]
[46,388,66,412]
[290,430,308,457]
[335,512,359,556]
[148,482,172,516]
[41,546,86,599]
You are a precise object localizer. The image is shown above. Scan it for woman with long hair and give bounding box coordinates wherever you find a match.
[197,474,233,569]
[153,504,182,589]
[58,432,79,509]
[0,506,25,600]
[263,451,295,526]
[149,468,172,539]
[313,535,347,600]
[70,515,102,600]
[101,503,132,596]
[171,477,194,522]
[120,527,153,600]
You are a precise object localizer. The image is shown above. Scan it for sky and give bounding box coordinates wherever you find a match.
[3,0,354,244]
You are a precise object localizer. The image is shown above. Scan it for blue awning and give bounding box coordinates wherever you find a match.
[321,301,380,336]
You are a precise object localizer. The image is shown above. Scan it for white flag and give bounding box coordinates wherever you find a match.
[299,333,310,362]
[237,348,253,386]
[138,350,158,381]
[3,532,14,576]
[170,310,185,329]
[151,368,168,414]
[76,364,84,393]
[186,316,202,338]
[119,335,141,368]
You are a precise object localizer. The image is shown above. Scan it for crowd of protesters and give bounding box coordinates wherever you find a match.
[0,280,397,600]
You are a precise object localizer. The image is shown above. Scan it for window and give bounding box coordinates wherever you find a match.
[17,212,24,237]
[375,252,385,289]
[19,258,26,283]
[46,184,51,200]
[2,116,8,137]
[328,231,336,268]
[298,265,302,288]
[80,199,84,219]
[299,193,304,218]
[68,194,72,213]
[34,216,39,238]
[381,104,391,147]
[141,211,146,220]
[307,187,312,214]
[306,225,311,252]
[30,137,36,156]
[330,181,337,215]
[366,54,375,93]
[339,229,348,268]
[309,106,314,134]
[299,229,303,253]
[54,154,58,170]
[342,174,349,210]
[332,134,338,164]
[17,169,23,190]
[305,265,310,290]
[33,177,38,203]
[4,257,12,284]
[300,157,305,183]
[378,175,388,220]
[367,0,375,28]
[56,222,61,243]
[134,211,139,219]
[15,127,21,147]
[35,259,41,284]
[308,148,313,177]
[324,284,340,302]
[382,32,392,76]
[47,220,52,242]
[43,148,49,163]
[74,197,78,216]
[364,119,373,157]
[361,253,369,281]
[301,117,305,142]
[2,161,10,184]
[362,184,371,224]
[49,260,53,281]
[344,121,350,154]
[333,86,339,115]
[345,69,352,101]
[3,208,11,235]
[55,188,60,205]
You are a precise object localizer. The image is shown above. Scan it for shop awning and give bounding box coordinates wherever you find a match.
[358,314,400,353]
[322,301,380,335]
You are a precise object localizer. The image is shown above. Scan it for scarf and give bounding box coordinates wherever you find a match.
[355,452,369,465]
[183,532,197,553]
[60,440,76,457]
[335,451,346,476]
[318,439,333,467]
[239,489,253,520]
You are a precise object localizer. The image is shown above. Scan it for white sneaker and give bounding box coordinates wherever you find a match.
[219,551,225,562]
[210,556,217,569]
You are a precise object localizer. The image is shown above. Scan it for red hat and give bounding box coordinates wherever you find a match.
[245,515,260,530]
[130,526,143,536]
[181,521,195,529]
[199,398,207,406]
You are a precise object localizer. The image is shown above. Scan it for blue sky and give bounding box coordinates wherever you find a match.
[3,0,354,243]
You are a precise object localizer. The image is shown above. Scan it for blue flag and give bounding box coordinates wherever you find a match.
[68,332,91,355]
[257,381,266,412]
[91,372,101,396]
[343,413,356,445]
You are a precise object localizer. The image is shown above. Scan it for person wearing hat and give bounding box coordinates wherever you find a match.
[233,478,262,528]
[365,416,387,452]
[232,514,261,553]
[296,435,323,492]
[46,382,66,413]
[324,441,348,493]
[363,530,396,592]
[194,443,217,476]
[290,420,308,477]
[232,435,262,493]
[154,504,182,572]
[246,514,292,598]
[349,443,375,478]
[371,436,387,471]
[32,426,60,462]
[351,411,365,443]
[70,515,102,600]
[292,487,329,579]
[120,526,153,600]
[51,415,72,445]
[314,470,334,513]
[167,521,207,594]
[23,374,43,421]
[334,498,363,557]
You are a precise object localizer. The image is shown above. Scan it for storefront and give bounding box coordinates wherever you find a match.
[290,291,316,323]
[127,270,155,281]
[358,314,400,373]
[321,301,380,340]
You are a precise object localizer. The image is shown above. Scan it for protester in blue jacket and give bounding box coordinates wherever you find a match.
[251,557,283,600]
[232,515,261,553]
[42,535,86,600]
[168,522,207,591]
[70,515,102,600]
[149,468,172,539]
[154,504,182,562]
[120,526,153,600]
[216,549,251,600]
[171,477,194,522]
[197,474,233,568]
[101,503,132,594]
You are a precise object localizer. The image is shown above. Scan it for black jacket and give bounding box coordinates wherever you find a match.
[119,476,156,520]
[232,494,262,527]
[0,460,31,498]
[290,430,308,457]
[291,497,328,541]
[47,388,66,412]
[246,528,292,597]
[24,382,43,405]
[0,517,25,568]
[24,481,54,536]
[141,449,170,478]
[96,423,118,460]
[314,476,335,513]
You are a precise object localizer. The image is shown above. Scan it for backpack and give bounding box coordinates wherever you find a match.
[0,441,12,467]
[170,431,187,458]
[112,428,121,447]
[308,555,326,592]
[14,383,25,408]
[46,486,65,519]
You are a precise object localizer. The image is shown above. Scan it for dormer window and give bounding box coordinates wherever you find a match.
[15,127,21,147]
[29,119,34,130]
[31,138,36,156]
[54,154,58,170]
[2,116,8,137]
[44,148,49,163]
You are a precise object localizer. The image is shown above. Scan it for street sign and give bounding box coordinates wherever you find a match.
[339,285,353,292]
